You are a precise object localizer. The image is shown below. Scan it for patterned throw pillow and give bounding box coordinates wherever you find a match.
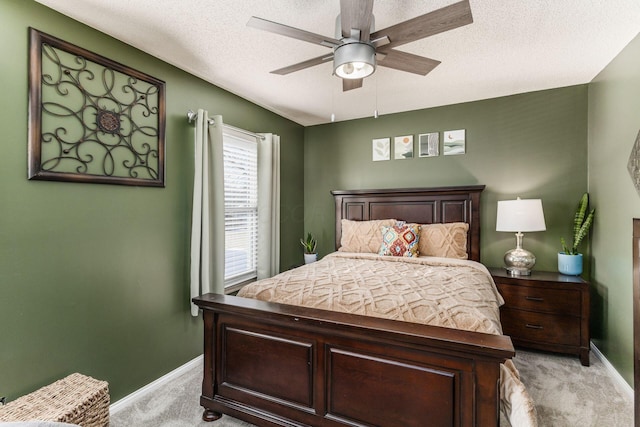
[379,222,421,257]
[418,222,469,259]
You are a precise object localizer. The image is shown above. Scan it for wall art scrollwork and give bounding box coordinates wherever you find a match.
[627,128,640,196]
[28,28,166,186]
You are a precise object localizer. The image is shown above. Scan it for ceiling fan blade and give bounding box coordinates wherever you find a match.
[343,78,363,91]
[271,54,334,75]
[340,0,374,40]
[248,16,341,48]
[377,49,440,76]
[371,0,472,49]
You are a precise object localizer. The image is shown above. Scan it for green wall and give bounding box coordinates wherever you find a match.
[588,32,640,385]
[3,0,637,406]
[0,0,304,402]
[304,85,589,272]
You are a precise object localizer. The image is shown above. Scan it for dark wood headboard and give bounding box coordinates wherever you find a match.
[331,185,485,262]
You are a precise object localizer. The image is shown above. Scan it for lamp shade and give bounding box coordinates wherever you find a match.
[496,198,546,232]
[334,42,376,79]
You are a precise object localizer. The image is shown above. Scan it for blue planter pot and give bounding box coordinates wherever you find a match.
[558,252,583,276]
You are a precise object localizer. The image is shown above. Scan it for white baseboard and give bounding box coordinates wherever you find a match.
[109,354,203,415]
[590,342,634,400]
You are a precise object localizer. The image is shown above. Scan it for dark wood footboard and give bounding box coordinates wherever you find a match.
[193,293,514,427]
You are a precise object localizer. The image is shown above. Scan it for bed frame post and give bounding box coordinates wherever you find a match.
[475,360,501,426]
[200,309,222,422]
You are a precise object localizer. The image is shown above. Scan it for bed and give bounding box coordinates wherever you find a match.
[193,185,534,427]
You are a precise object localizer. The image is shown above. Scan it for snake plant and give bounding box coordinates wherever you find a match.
[300,232,317,254]
[560,193,595,255]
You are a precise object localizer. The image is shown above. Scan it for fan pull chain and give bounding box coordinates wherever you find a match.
[374,73,379,119]
[331,77,336,122]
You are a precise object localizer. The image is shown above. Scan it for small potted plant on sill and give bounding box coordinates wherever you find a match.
[559,192,595,276]
[300,232,317,264]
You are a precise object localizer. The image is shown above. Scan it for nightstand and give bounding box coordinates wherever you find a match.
[489,268,590,366]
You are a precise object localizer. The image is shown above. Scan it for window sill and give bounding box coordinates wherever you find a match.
[225,278,256,295]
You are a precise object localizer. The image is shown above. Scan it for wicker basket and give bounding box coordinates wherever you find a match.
[0,373,109,427]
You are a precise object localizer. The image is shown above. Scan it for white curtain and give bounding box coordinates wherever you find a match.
[257,133,281,279]
[190,110,225,316]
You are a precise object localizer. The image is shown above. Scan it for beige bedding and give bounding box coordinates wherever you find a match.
[238,252,537,426]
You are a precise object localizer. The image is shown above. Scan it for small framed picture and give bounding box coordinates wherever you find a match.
[394,135,414,159]
[418,133,439,157]
[443,129,466,155]
[372,138,390,161]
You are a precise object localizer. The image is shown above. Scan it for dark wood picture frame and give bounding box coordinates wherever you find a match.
[28,28,166,187]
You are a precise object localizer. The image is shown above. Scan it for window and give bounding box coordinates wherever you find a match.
[223,130,258,289]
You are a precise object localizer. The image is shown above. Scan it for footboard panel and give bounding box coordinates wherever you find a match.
[326,347,459,426]
[194,293,514,427]
[222,326,315,410]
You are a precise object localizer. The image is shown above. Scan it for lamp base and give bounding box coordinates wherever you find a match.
[505,265,532,276]
[503,247,536,276]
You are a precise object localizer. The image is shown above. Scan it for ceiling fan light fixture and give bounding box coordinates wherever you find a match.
[333,42,376,79]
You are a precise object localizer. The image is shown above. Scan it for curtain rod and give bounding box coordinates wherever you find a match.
[187,110,265,140]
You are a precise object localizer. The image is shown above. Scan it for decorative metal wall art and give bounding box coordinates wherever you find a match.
[627,129,640,196]
[28,28,166,186]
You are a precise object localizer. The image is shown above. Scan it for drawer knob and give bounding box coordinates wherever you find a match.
[525,324,543,330]
[525,296,544,302]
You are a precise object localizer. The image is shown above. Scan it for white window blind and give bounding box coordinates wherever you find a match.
[223,131,258,288]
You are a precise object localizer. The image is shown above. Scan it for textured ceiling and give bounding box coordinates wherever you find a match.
[35,0,640,126]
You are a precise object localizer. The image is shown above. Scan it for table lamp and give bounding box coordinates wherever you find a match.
[496,198,546,276]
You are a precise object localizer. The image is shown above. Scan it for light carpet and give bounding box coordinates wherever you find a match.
[110,350,633,427]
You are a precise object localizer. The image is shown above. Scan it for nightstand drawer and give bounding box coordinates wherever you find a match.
[496,283,581,316]
[500,308,581,346]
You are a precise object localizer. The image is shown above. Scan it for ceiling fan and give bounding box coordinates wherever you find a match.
[247,0,473,91]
